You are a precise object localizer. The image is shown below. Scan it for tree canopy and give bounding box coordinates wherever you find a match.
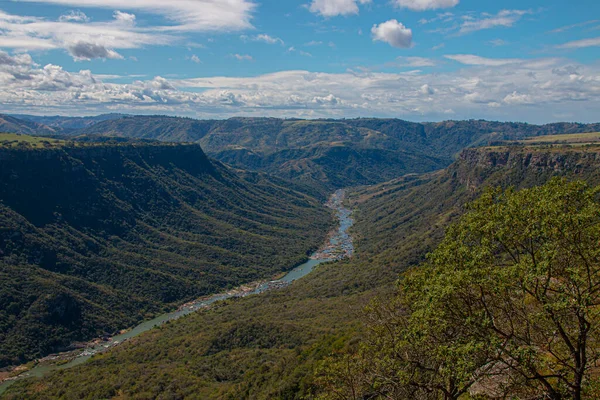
[319,178,600,400]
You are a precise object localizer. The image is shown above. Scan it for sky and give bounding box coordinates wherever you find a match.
[0,0,599,123]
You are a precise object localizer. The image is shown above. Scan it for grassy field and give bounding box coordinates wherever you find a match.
[520,132,600,144]
[0,133,65,148]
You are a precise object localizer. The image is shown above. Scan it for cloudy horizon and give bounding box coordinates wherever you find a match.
[0,0,599,123]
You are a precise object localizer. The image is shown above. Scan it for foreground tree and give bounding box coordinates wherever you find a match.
[319,179,600,399]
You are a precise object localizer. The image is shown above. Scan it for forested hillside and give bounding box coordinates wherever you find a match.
[10,114,124,132]
[10,114,600,190]
[8,142,600,399]
[0,142,330,368]
[0,115,58,137]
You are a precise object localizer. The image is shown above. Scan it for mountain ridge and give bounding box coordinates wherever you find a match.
[0,141,331,368]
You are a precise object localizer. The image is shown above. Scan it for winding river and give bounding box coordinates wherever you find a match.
[0,189,353,396]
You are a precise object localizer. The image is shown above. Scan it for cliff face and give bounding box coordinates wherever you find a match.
[0,143,330,367]
[349,146,600,280]
[0,144,213,228]
[453,147,600,192]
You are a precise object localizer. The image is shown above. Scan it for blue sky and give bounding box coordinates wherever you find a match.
[0,0,599,122]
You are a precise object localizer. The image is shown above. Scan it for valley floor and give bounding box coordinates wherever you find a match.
[0,190,354,396]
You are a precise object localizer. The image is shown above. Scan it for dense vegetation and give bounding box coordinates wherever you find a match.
[10,114,124,132]
[0,133,65,148]
[7,114,600,190]
[0,142,330,368]
[7,143,600,399]
[321,179,600,400]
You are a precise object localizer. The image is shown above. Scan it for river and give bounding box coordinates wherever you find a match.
[0,189,353,396]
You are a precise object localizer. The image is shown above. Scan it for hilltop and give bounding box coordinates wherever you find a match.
[9,114,125,132]
[6,114,600,190]
[0,116,58,137]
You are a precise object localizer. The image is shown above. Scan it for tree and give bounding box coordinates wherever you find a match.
[319,179,600,399]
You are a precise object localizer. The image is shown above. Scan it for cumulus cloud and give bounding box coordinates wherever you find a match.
[68,42,124,61]
[190,55,201,64]
[503,91,533,105]
[420,84,435,95]
[113,11,136,26]
[1,55,600,123]
[308,0,372,17]
[371,20,413,48]
[59,10,90,22]
[0,51,34,66]
[0,1,256,61]
[394,0,459,11]
[0,9,173,60]
[557,37,600,49]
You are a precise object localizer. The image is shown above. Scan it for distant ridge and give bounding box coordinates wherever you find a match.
[0,115,58,136]
[4,114,600,190]
[10,114,126,132]
[72,116,600,189]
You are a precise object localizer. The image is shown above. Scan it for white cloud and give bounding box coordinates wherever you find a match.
[59,10,90,23]
[1,55,600,123]
[557,37,600,49]
[190,55,201,63]
[459,9,529,34]
[113,11,136,26]
[503,91,533,105]
[394,0,458,11]
[419,12,455,24]
[0,9,174,60]
[0,51,33,66]
[308,0,371,17]
[420,84,434,95]
[549,20,599,33]
[241,34,284,45]
[488,39,508,46]
[445,54,522,66]
[14,0,256,32]
[0,36,58,50]
[68,42,123,61]
[395,56,436,67]
[371,20,413,48]
[288,47,313,57]
[233,54,253,61]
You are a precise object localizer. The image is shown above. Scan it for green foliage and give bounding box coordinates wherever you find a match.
[0,133,65,148]
[321,179,600,400]
[7,114,600,191]
[0,115,59,136]
[0,143,331,367]
[8,146,600,400]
